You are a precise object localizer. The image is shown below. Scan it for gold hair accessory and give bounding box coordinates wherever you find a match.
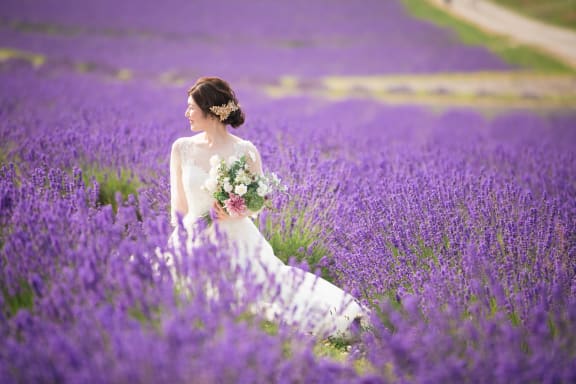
[209,100,239,122]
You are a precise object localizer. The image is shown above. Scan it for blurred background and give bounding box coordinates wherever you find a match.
[1,0,575,112]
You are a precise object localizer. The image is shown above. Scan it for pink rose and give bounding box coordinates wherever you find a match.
[223,193,247,217]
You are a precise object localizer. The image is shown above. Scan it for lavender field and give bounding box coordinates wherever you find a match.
[1,0,576,383]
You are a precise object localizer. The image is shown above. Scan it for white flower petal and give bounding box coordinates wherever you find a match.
[234,184,247,196]
[209,154,221,167]
[227,155,239,166]
[204,177,218,193]
[257,185,268,197]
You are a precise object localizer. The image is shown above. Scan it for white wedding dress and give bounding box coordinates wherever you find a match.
[168,137,367,338]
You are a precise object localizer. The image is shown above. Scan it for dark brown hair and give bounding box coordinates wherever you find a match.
[187,77,245,128]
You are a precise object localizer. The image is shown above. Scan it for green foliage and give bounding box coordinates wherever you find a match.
[314,339,349,361]
[82,165,141,213]
[214,190,229,205]
[401,0,575,73]
[128,305,149,324]
[0,147,8,167]
[325,335,352,352]
[259,319,279,335]
[259,209,333,282]
[127,303,163,331]
[228,155,246,178]
[364,290,402,335]
[414,237,439,269]
[491,0,576,32]
[509,310,521,326]
[0,141,21,169]
[314,338,377,376]
[245,191,264,211]
[489,296,499,317]
[1,280,35,317]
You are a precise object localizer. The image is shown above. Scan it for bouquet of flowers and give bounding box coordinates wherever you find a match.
[202,153,285,222]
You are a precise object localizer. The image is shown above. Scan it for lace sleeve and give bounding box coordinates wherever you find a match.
[242,140,264,177]
[170,139,188,227]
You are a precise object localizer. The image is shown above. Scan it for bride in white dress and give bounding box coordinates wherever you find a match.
[169,77,367,338]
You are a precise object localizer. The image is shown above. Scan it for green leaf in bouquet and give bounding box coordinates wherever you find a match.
[246,194,265,211]
[228,156,247,179]
[214,190,229,204]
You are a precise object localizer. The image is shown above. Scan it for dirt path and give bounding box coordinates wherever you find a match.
[426,0,576,69]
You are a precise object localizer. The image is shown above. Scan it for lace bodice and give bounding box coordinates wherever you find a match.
[170,136,261,227]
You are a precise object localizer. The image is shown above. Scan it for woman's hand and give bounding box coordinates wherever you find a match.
[211,201,249,221]
[211,201,228,221]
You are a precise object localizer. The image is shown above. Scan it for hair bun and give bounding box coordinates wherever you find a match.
[226,106,245,128]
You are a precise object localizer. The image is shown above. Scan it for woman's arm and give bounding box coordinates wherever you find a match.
[170,140,188,226]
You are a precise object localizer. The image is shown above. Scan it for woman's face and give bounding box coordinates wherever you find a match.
[185,95,211,132]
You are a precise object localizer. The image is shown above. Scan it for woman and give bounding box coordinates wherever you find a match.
[170,77,367,338]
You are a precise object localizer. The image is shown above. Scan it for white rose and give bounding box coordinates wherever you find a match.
[223,181,233,193]
[204,177,218,193]
[239,174,251,184]
[209,154,221,168]
[257,184,268,197]
[209,166,219,178]
[234,184,247,196]
[227,155,239,166]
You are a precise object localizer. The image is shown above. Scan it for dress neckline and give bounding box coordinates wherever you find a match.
[184,137,248,175]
